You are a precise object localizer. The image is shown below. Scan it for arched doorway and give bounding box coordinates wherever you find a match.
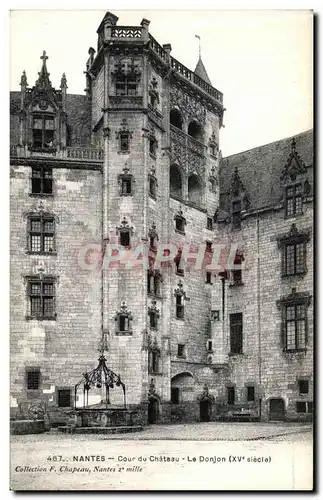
[268,398,286,421]
[197,384,215,423]
[148,397,159,424]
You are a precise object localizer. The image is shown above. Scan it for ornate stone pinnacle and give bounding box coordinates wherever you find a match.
[20,70,28,87]
[60,73,67,89]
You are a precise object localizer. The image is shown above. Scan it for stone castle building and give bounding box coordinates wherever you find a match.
[10,12,313,425]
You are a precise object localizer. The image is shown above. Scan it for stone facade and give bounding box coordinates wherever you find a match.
[10,12,313,426]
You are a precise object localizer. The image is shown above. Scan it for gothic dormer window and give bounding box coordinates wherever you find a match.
[112,58,141,96]
[281,138,311,218]
[118,163,134,196]
[115,301,133,335]
[149,77,159,108]
[116,119,133,154]
[116,216,134,248]
[229,167,250,230]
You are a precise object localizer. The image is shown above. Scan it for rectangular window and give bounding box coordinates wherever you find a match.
[27,369,40,390]
[286,184,303,216]
[206,271,212,284]
[31,167,53,194]
[121,178,132,195]
[298,380,309,395]
[29,216,55,253]
[171,387,180,404]
[230,313,243,354]
[149,177,157,198]
[207,340,213,352]
[285,304,306,351]
[176,295,184,319]
[58,389,71,408]
[296,401,313,414]
[118,315,130,332]
[149,313,158,329]
[33,115,55,149]
[227,387,235,405]
[120,231,130,247]
[120,133,129,152]
[116,76,137,96]
[232,200,242,230]
[207,217,213,230]
[149,137,157,157]
[247,386,255,402]
[175,218,185,233]
[284,242,306,275]
[27,279,55,320]
[177,344,185,357]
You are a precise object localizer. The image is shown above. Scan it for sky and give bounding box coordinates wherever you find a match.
[9,9,313,156]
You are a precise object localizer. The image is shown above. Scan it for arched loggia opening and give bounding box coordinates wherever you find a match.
[188,121,203,141]
[188,174,202,206]
[170,164,182,198]
[170,109,183,130]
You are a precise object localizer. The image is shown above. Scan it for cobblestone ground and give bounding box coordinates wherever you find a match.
[10,423,313,491]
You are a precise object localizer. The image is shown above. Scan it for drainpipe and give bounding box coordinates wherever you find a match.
[257,212,262,420]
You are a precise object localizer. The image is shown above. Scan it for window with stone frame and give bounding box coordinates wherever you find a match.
[229,313,243,354]
[231,251,244,285]
[296,401,313,414]
[277,224,310,277]
[31,167,53,194]
[277,288,311,352]
[120,132,130,153]
[26,278,56,320]
[118,166,134,197]
[174,281,189,319]
[26,369,40,390]
[206,271,212,284]
[147,270,162,297]
[285,183,303,217]
[247,386,255,402]
[149,135,158,157]
[117,216,133,248]
[116,74,137,96]
[232,199,242,230]
[207,216,213,230]
[57,388,71,408]
[28,215,55,253]
[299,380,309,395]
[32,114,55,149]
[174,209,186,234]
[177,344,185,358]
[115,301,133,335]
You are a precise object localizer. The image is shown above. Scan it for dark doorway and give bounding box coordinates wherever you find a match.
[269,398,285,421]
[200,400,211,422]
[148,399,159,424]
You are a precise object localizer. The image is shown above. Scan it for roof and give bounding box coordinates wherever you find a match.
[194,57,212,86]
[219,129,313,212]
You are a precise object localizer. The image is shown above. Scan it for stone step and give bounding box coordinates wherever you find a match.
[57,425,143,434]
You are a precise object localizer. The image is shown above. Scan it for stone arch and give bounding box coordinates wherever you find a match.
[170,108,183,130]
[170,164,183,198]
[188,173,202,205]
[171,372,195,405]
[188,120,203,141]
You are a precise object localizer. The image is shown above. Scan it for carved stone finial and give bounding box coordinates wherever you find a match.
[40,50,48,65]
[60,73,68,89]
[20,70,28,87]
[291,138,296,152]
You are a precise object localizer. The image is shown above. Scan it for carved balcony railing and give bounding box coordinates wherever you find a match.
[170,125,206,157]
[111,26,142,39]
[10,145,103,162]
[149,35,168,61]
[170,56,223,104]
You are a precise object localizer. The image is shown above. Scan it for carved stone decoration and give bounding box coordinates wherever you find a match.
[148,222,159,242]
[170,141,186,169]
[114,301,133,321]
[148,378,161,401]
[281,138,307,182]
[209,165,218,192]
[276,223,311,249]
[197,384,215,403]
[111,56,141,80]
[186,150,205,177]
[148,299,160,317]
[170,85,206,124]
[276,287,312,309]
[116,216,134,236]
[149,77,160,105]
[20,70,28,87]
[174,280,190,301]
